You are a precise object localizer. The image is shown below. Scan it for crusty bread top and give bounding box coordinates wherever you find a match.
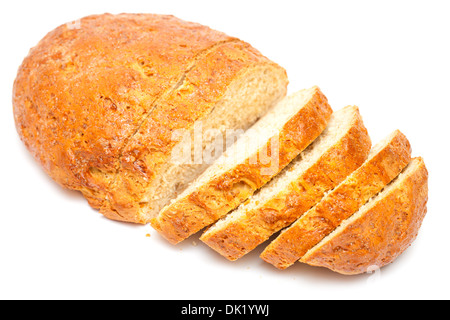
[260,130,412,269]
[13,13,288,223]
[152,87,332,244]
[14,13,230,191]
[301,157,428,275]
[200,105,372,261]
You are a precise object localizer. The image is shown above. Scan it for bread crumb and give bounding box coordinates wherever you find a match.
[146,233,151,238]
[192,240,198,246]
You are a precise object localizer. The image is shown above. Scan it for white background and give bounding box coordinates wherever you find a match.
[1,0,449,300]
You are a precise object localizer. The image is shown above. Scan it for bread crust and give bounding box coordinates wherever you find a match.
[102,41,287,223]
[260,130,412,269]
[13,13,288,223]
[201,106,372,260]
[152,87,333,244]
[301,157,428,275]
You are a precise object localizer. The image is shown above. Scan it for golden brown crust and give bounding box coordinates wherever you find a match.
[13,13,288,223]
[301,157,428,275]
[260,130,412,269]
[201,106,372,260]
[152,87,333,244]
[101,41,287,223]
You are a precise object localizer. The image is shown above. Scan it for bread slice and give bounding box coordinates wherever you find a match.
[151,86,333,244]
[301,157,428,275]
[260,130,412,269]
[200,105,372,260]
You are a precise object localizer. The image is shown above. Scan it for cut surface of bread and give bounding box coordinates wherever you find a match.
[301,157,428,275]
[200,105,372,260]
[260,130,412,269]
[109,58,289,223]
[151,86,333,244]
[12,13,288,223]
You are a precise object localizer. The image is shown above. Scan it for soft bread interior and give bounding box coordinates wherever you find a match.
[204,105,358,233]
[142,65,287,219]
[215,86,321,169]
[301,158,422,261]
[162,86,320,214]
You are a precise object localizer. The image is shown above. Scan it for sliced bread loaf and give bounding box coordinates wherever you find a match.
[260,130,412,269]
[13,14,289,224]
[301,157,428,275]
[200,105,371,260]
[151,86,333,244]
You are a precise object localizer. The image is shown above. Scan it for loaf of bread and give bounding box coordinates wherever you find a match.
[201,105,371,260]
[260,130,412,269]
[13,13,429,275]
[151,87,332,244]
[301,157,428,275]
[13,13,288,224]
